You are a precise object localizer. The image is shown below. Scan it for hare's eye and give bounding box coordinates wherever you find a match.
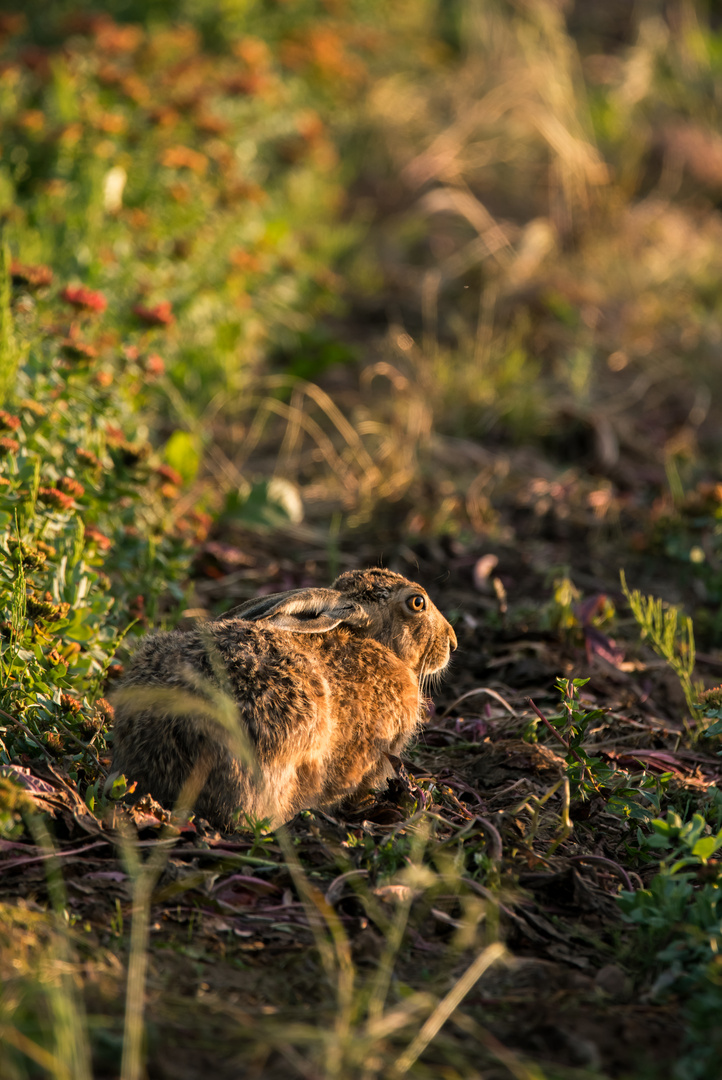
[407,594,426,613]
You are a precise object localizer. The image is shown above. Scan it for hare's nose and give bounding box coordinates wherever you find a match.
[448,624,458,651]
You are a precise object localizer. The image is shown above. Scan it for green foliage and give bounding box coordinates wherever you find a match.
[621,570,702,728]
[638,806,722,868]
[0,4,372,417]
[606,771,672,825]
[343,829,414,879]
[84,771,134,814]
[543,577,581,632]
[163,430,201,487]
[0,239,17,404]
[698,686,722,743]
[539,677,613,799]
[240,812,275,858]
[275,327,357,383]
[618,797,722,1080]
[221,477,304,531]
[0,277,197,778]
[538,679,679,830]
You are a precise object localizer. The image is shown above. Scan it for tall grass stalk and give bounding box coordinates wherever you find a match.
[365,820,432,1032]
[118,829,172,1080]
[274,826,356,1080]
[26,814,92,1080]
[117,736,239,1080]
[392,940,506,1076]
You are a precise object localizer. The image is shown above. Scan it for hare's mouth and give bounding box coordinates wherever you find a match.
[424,640,455,677]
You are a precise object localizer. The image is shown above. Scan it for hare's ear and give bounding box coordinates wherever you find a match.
[229,589,369,633]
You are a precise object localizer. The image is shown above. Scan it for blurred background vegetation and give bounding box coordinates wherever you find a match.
[3,0,722,567]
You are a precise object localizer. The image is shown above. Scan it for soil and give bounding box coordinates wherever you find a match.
[2,520,721,1080]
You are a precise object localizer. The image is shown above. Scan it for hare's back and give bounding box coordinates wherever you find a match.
[115,620,336,749]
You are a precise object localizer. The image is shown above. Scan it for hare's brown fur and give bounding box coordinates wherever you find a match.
[110,568,456,828]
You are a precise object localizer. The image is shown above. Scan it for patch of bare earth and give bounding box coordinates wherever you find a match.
[3,534,720,1078]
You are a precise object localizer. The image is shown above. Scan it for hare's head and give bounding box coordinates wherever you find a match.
[331,568,456,679]
[228,568,456,682]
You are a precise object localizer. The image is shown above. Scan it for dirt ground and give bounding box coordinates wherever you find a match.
[3,512,721,1080]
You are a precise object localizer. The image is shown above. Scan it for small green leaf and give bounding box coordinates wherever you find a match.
[107,774,131,800]
[223,478,303,529]
[69,515,85,568]
[164,430,201,485]
[691,836,720,863]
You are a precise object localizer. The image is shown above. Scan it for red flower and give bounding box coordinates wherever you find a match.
[38,486,75,510]
[58,476,85,499]
[59,692,82,715]
[160,145,208,174]
[0,437,19,454]
[105,425,125,445]
[60,284,108,312]
[133,301,175,326]
[85,525,112,551]
[144,353,165,377]
[10,260,53,289]
[19,399,47,419]
[175,509,211,542]
[76,448,103,470]
[154,463,183,486]
[94,698,115,723]
[0,410,21,431]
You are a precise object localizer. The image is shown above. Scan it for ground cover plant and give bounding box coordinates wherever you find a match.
[3,1,722,1078]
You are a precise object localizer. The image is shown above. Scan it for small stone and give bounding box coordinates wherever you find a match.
[594,963,632,1000]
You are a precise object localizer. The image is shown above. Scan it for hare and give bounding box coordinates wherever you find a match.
[110,568,457,829]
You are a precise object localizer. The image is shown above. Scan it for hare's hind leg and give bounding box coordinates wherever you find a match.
[110,702,244,828]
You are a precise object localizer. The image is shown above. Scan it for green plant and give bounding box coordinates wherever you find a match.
[541,576,581,633]
[618,802,722,1080]
[606,771,672,825]
[0,5,369,418]
[241,812,275,858]
[621,571,702,730]
[699,685,722,741]
[530,677,613,800]
[342,828,416,879]
[0,294,198,776]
